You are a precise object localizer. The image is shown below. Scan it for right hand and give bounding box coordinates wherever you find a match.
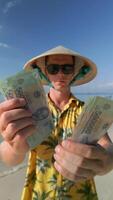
[0,98,35,155]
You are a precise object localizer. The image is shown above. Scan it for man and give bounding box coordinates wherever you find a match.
[0,46,113,200]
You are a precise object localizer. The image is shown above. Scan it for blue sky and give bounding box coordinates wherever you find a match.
[0,0,113,93]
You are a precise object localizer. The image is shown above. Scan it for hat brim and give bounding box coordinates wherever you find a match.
[24,46,97,86]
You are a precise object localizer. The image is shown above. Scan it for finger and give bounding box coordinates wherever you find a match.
[9,125,36,153]
[0,108,32,131]
[3,117,34,141]
[54,161,86,182]
[0,98,26,114]
[55,144,103,172]
[54,153,95,178]
[13,125,36,141]
[61,140,107,160]
[12,125,37,149]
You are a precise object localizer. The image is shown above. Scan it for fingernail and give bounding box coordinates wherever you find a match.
[62,140,68,147]
[55,146,60,153]
[54,153,57,159]
[54,161,60,171]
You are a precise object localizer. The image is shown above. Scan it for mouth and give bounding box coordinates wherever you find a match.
[55,81,67,86]
[57,81,66,84]
[57,80,66,83]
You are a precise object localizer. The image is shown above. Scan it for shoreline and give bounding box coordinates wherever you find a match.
[0,153,28,178]
[0,162,27,178]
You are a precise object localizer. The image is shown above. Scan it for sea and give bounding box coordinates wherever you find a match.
[0,92,113,178]
[74,92,113,102]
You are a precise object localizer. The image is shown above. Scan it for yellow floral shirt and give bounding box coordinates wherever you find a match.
[21,94,98,200]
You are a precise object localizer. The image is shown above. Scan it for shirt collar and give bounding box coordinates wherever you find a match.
[47,92,82,112]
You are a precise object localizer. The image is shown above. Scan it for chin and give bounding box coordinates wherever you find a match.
[54,86,66,92]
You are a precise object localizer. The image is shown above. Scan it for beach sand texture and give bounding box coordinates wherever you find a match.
[0,167,26,200]
[0,125,113,200]
[1,165,113,200]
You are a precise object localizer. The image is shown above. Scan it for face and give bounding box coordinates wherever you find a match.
[45,55,75,91]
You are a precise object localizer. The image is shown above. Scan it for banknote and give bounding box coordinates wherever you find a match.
[0,69,53,149]
[72,96,113,144]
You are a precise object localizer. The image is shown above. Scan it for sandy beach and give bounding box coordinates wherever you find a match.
[0,125,113,200]
[1,164,113,200]
[0,166,26,200]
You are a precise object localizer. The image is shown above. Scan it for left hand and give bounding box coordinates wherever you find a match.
[54,139,113,182]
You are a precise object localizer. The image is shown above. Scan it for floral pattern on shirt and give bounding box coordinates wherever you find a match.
[21,94,98,200]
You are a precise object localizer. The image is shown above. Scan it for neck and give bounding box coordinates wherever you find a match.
[49,87,71,110]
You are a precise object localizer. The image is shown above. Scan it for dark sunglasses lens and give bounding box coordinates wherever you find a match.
[62,65,74,74]
[46,64,74,75]
[47,64,59,74]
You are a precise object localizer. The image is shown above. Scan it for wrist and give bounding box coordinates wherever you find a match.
[0,141,27,166]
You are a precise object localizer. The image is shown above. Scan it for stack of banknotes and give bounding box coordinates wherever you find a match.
[0,69,53,149]
[72,96,113,144]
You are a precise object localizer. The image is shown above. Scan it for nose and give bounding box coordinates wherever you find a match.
[57,70,65,77]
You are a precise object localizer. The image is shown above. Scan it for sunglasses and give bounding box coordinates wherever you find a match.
[46,64,75,75]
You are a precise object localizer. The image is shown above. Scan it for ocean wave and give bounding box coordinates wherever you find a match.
[0,162,27,178]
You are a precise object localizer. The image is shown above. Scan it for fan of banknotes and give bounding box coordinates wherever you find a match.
[72,96,113,144]
[0,69,53,149]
